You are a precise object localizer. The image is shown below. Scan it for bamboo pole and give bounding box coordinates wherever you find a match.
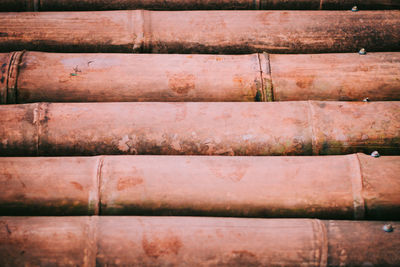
[0,154,399,219]
[0,101,399,156]
[0,216,399,266]
[1,51,399,103]
[0,11,399,54]
[1,0,399,11]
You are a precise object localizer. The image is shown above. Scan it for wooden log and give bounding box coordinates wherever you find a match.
[0,217,399,266]
[1,0,399,11]
[0,154,399,219]
[0,101,399,156]
[0,11,399,54]
[1,51,399,103]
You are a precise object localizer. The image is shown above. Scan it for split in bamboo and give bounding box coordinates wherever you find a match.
[1,154,399,219]
[1,0,399,11]
[0,11,399,54]
[0,101,399,156]
[0,216,399,266]
[1,51,399,103]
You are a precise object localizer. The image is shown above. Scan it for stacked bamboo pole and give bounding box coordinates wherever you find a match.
[1,217,399,266]
[0,11,399,54]
[0,1,399,266]
[2,0,400,11]
[0,101,399,156]
[0,154,399,219]
[1,51,400,103]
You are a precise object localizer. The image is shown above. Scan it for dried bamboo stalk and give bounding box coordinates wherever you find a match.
[1,51,399,103]
[1,217,399,266]
[0,101,399,156]
[0,154,399,219]
[0,11,399,54]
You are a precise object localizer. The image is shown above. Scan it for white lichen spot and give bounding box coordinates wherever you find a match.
[361,134,369,140]
[337,134,348,142]
[171,139,181,151]
[33,107,39,124]
[242,134,253,141]
[118,135,130,152]
[203,138,213,145]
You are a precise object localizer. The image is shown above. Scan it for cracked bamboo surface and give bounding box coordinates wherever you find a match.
[1,51,399,103]
[0,11,399,54]
[1,217,399,266]
[0,154,399,219]
[0,101,399,156]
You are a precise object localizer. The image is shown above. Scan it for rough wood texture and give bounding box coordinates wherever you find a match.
[0,217,399,266]
[1,51,399,103]
[1,0,399,11]
[0,101,399,156]
[0,154,399,219]
[0,11,399,54]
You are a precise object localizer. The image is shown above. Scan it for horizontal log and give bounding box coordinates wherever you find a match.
[1,51,399,103]
[1,0,399,11]
[0,154,399,219]
[0,101,399,156]
[0,217,399,266]
[0,11,399,54]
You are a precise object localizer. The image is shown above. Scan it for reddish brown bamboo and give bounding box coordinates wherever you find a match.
[0,101,399,156]
[1,51,399,103]
[0,52,265,103]
[1,0,398,11]
[1,154,399,219]
[269,53,400,101]
[0,216,399,266]
[0,11,399,54]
